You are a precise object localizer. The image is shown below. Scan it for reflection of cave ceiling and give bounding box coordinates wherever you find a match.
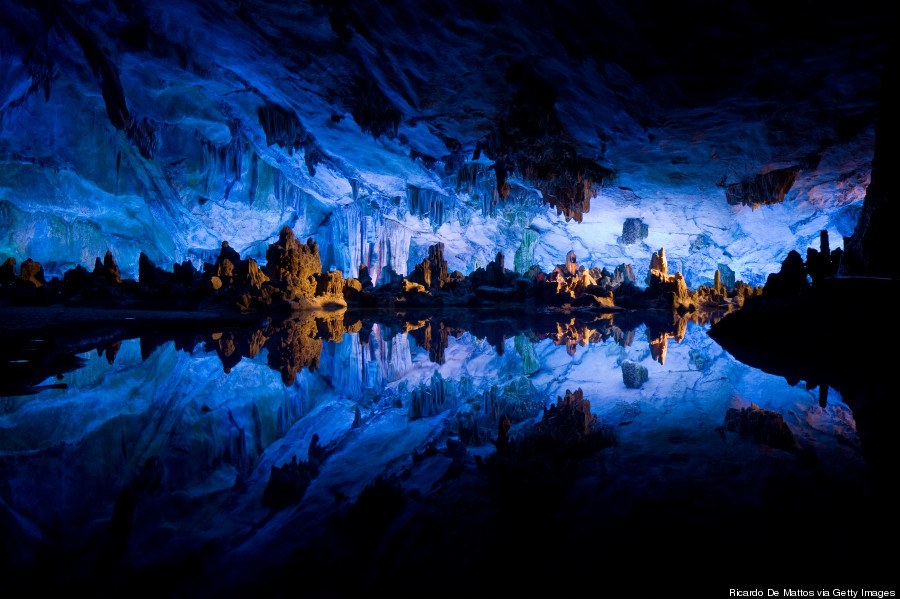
[0,0,890,285]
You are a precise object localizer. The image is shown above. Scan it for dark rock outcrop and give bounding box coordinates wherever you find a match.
[620,218,649,245]
[621,360,648,389]
[725,166,800,208]
[99,251,122,284]
[762,250,808,298]
[723,404,797,452]
[841,53,898,278]
[263,435,324,509]
[18,258,45,288]
[0,258,16,285]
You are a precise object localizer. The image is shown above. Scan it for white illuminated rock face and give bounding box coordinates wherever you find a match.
[0,0,884,284]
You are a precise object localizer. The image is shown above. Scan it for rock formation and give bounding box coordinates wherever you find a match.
[620,218,649,245]
[265,226,322,297]
[0,257,16,285]
[565,250,577,276]
[263,435,324,509]
[408,242,450,290]
[762,250,808,298]
[723,404,797,452]
[18,258,45,288]
[621,360,649,389]
[96,251,122,284]
[645,248,693,310]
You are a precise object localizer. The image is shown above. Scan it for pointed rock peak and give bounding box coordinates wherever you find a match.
[566,250,577,275]
[650,248,667,274]
[279,226,295,246]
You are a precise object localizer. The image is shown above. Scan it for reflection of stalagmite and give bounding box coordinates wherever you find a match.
[647,313,688,365]
[566,250,577,276]
[649,335,668,365]
[408,320,463,365]
[209,332,243,373]
[541,315,614,351]
[649,248,667,274]
[267,319,322,385]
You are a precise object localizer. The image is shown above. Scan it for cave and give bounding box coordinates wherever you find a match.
[1,1,897,598]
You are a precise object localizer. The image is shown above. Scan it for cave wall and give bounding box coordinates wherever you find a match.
[0,0,888,285]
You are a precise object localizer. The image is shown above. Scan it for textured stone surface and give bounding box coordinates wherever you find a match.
[620,218,649,245]
[0,0,887,286]
[18,259,44,288]
[621,360,649,389]
[265,227,322,297]
[724,404,797,452]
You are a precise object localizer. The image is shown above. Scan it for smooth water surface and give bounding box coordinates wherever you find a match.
[0,310,880,597]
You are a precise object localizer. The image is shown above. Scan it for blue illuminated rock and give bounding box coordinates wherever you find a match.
[621,360,649,389]
[0,0,887,292]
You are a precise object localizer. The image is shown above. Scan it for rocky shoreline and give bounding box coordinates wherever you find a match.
[1,225,764,321]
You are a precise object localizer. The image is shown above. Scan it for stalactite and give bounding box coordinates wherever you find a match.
[513,227,540,274]
[330,204,362,278]
[407,185,453,227]
[373,219,411,282]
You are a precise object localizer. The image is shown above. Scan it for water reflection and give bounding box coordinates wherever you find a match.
[3,309,716,398]
[0,308,878,598]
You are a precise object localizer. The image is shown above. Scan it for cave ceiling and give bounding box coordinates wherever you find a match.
[0,0,890,285]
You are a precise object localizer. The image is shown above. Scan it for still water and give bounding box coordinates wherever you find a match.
[0,310,881,597]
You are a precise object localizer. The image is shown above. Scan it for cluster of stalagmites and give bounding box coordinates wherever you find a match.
[762,230,843,298]
[359,243,762,313]
[1,225,766,314]
[263,434,327,509]
[0,226,359,313]
[722,403,797,452]
[486,388,615,476]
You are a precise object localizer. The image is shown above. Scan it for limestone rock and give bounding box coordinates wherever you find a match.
[217,258,235,282]
[409,242,449,290]
[565,250,577,276]
[649,248,667,276]
[806,230,842,286]
[265,226,322,297]
[18,258,45,287]
[62,264,92,296]
[357,264,373,289]
[763,250,807,298]
[92,251,121,284]
[427,243,448,288]
[138,252,173,287]
[620,218,649,245]
[723,404,797,451]
[485,251,507,287]
[401,279,427,294]
[342,277,363,301]
[408,257,432,288]
[0,257,16,285]
[263,454,318,509]
[173,260,198,287]
[215,241,241,272]
[621,360,649,389]
[379,265,403,286]
[725,166,799,208]
[315,270,344,297]
[235,258,269,289]
[102,251,121,284]
[612,263,636,285]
